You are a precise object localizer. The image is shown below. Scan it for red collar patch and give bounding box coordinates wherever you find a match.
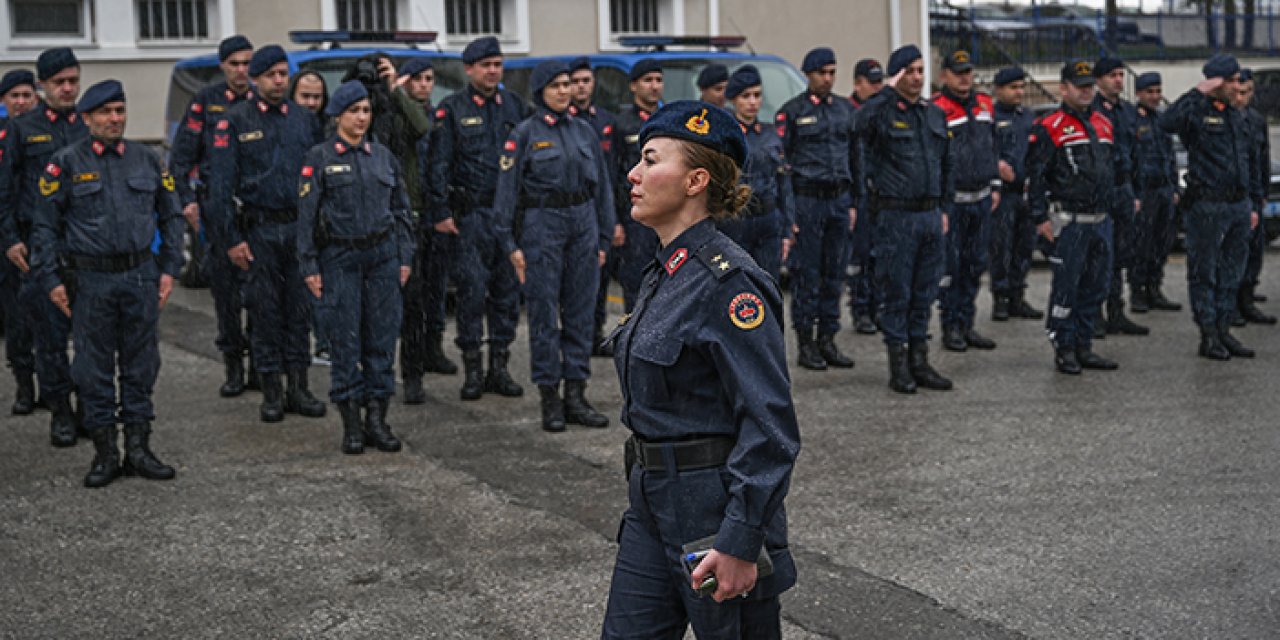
[543,113,557,126]
[91,141,104,155]
[809,94,820,105]
[638,109,650,121]
[472,94,486,107]
[191,102,203,114]
[334,142,347,154]
[664,248,689,276]
[568,105,578,116]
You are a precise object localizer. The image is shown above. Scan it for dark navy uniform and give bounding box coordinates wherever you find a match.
[1239,105,1272,318]
[717,118,791,282]
[611,104,661,312]
[602,218,799,638]
[845,93,877,328]
[570,101,623,348]
[1092,92,1142,322]
[493,107,614,388]
[990,98,1038,309]
[1131,102,1179,302]
[30,137,184,435]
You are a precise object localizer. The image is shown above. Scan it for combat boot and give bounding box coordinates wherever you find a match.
[539,384,566,433]
[796,328,827,371]
[83,426,121,488]
[853,312,878,334]
[11,369,35,415]
[1076,348,1118,370]
[963,328,997,350]
[219,352,245,397]
[284,369,326,417]
[1239,286,1277,325]
[942,325,967,352]
[1105,300,1149,335]
[402,376,427,405]
[991,294,1010,321]
[817,333,854,368]
[1198,327,1231,361]
[259,373,285,422]
[1149,286,1182,311]
[423,331,458,374]
[886,343,916,394]
[460,351,484,401]
[338,400,364,454]
[47,394,77,447]
[1054,347,1082,375]
[483,348,524,397]
[1010,291,1044,319]
[364,398,402,452]
[908,341,953,391]
[564,380,608,428]
[1218,322,1255,359]
[121,422,175,480]
[1129,285,1150,313]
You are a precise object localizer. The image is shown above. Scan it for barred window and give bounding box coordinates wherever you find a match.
[446,0,502,35]
[9,0,85,36]
[610,0,659,33]
[337,0,398,31]
[137,0,209,41]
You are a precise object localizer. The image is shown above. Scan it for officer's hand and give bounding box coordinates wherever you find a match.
[183,202,201,232]
[227,242,254,271]
[613,224,626,247]
[690,550,757,603]
[1037,220,1055,242]
[49,285,71,318]
[848,208,857,232]
[942,213,950,235]
[991,191,1001,212]
[6,242,29,273]
[998,160,1015,183]
[510,250,527,285]
[305,274,323,299]
[158,274,174,309]
[781,238,793,263]
[400,266,411,286]
[598,250,607,267]
[378,58,397,89]
[1134,199,1141,214]
[1196,77,1224,95]
[887,68,906,89]
[1252,211,1259,230]
[1173,192,1181,206]
[434,217,460,235]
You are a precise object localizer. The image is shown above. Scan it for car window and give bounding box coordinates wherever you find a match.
[297,55,468,106]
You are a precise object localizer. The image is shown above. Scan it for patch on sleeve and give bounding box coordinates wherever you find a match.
[162,174,176,192]
[301,166,314,177]
[504,139,517,152]
[499,155,514,171]
[436,108,447,119]
[298,182,312,198]
[45,163,61,177]
[39,177,59,196]
[728,292,765,330]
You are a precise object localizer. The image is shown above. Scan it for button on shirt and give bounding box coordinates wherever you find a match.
[0,102,89,249]
[853,86,955,208]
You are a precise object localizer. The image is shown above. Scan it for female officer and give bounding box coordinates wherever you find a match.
[494,60,615,433]
[719,65,793,283]
[297,80,415,455]
[600,101,800,639]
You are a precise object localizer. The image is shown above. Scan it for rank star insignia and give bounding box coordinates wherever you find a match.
[718,261,730,271]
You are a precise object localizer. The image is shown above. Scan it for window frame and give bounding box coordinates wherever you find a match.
[597,0,685,52]
[135,0,212,44]
[5,0,94,47]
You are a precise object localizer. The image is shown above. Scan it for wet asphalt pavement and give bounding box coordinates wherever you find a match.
[2,253,1279,639]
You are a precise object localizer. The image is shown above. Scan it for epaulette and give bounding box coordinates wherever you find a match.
[694,239,742,282]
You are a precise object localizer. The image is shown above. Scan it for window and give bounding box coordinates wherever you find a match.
[137,0,209,41]
[610,0,658,34]
[445,0,501,35]
[598,0,682,50]
[336,0,398,31]
[9,0,85,37]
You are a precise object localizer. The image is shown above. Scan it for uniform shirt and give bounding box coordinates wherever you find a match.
[168,81,255,208]
[1160,89,1255,203]
[611,103,655,225]
[296,135,415,277]
[30,137,184,292]
[426,84,527,223]
[1133,103,1177,190]
[776,90,854,189]
[0,102,89,249]
[1092,93,1137,186]
[492,106,615,256]
[610,217,800,561]
[1025,104,1116,224]
[932,89,1000,192]
[1245,106,1270,212]
[205,97,322,248]
[994,100,1035,191]
[568,102,616,166]
[852,86,955,209]
[737,118,794,228]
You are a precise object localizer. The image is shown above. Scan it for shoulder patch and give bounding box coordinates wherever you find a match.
[728,292,766,330]
[39,177,59,196]
[694,242,741,281]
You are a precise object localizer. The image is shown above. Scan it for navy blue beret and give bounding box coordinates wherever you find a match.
[1093,56,1124,77]
[1061,58,1096,86]
[0,69,35,97]
[249,45,287,77]
[942,50,974,73]
[638,100,747,168]
[1203,53,1240,79]
[398,57,433,78]
[697,63,729,89]
[994,66,1025,87]
[1238,68,1253,82]
[724,65,761,100]
[1135,72,1162,90]
[887,45,921,77]
[462,36,502,64]
[36,47,78,82]
[530,59,570,96]
[326,80,368,116]
[801,47,836,74]
[629,58,662,82]
[218,35,252,62]
[854,59,884,81]
[568,56,592,73]
[76,79,125,114]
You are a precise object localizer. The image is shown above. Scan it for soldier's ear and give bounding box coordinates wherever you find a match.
[685,167,711,198]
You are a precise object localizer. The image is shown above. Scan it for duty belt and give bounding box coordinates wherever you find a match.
[953,186,993,204]
[1185,187,1247,203]
[625,435,735,474]
[320,227,391,250]
[872,195,941,212]
[243,206,298,227]
[1052,208,1107,224]
[447,187,495,212]
[793,181,846,199]
[67,249,154,273]
[519,190,592,209]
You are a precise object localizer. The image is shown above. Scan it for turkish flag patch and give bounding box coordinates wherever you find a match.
[301,166,314,177]
[504,140,517,152]
[45,163,61,177]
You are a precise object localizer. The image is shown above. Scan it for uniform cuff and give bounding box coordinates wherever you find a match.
[500,236,518,256]
[713,517,765,564]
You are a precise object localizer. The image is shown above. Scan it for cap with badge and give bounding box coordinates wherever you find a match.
[218,35,253,62]
[629,58,662,82]
[398,57,433,78]
[801,47,836,74]
[326,80,369,116]
[942,50,974,73]
[1135,72,1162,91]
[77,79,125,114]
[638,100,747,168]
[0,69,35,97]
[994,66,1025,87]
[1061,58,1096,86]
[854,59,884,82]
[1202,53,1241,79]
[886,45,922,77]
[249,45,287,77]
[37,47,78,82]
[725,65,761,100]
[697,63,729,90]
[462,36,502,65]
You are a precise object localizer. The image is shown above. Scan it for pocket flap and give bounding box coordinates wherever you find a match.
[631,336,683,366]
[127,177,157,192]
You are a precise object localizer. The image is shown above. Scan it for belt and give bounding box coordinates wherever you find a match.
[1054,211,1108,224]
[793,181,846,199]
[1138,177,1173,189]
[320,227,391,251]
[872,195,941,212]
[519,190,592,209]
[448,187,496,212]
[953,186,993,204]
[243,206,298,226]
[67,249,154,273]
[626,435,735,474]
[1186,187,1246,203]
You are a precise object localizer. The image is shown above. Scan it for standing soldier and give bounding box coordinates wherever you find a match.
[0,69,38,415]
[169,35,257,398]
[427,36,528,401]
[933,50,1001,352]
[988,66,1045,322]
[610,59,663,316]
[1092,57,1149,336]
[31,80,185,487]
[847,58,884,335]
[1129,72,1183,314]
[1,70,37,122]
[0,48,88,445]
[697,63,729,108]
[853,45,954,393]
[207,45,327,422]
[1234,69,1277,326]
[778,46,855,371]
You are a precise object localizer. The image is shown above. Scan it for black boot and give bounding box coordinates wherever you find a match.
[1105,300,1150,336]
[84,426,121,488]
[121,422,175,480]
[909,341,953,390]
[1077,348,1118,370]
[402,376,427,405]
[460,351,484,401]
[1010,291,1044,319]
[483,348,524,397]
[423,331,459,374]
[245,350,261,391]
[817,333,854,368]
[1198,327,1231,361]
[887,343,916,394]
[942,325,967,352]
[1149,286,1182,311]
[364,397,402,452]
[992,294,1010,321]
[796,328,827,371]
[285,369,326,417]
[48,394,77,447]
[963,328,997,350]
[564,380,608,428]
[539,384,566,432]
[260,373,284,422]
[338,400,364,454]
[1239,286,1278,325]
[1129,285,1150,313]
[1093,313,1107,340]
[1218,323,1255,359]
[1054,347,1082,375]
[853,312,878,334]
[219,352,245,397]
[1254,291,1268,302]
[11,370,35,415]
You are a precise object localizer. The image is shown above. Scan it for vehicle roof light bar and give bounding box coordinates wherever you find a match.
[289,30,439,48]
[617,35,748,51]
